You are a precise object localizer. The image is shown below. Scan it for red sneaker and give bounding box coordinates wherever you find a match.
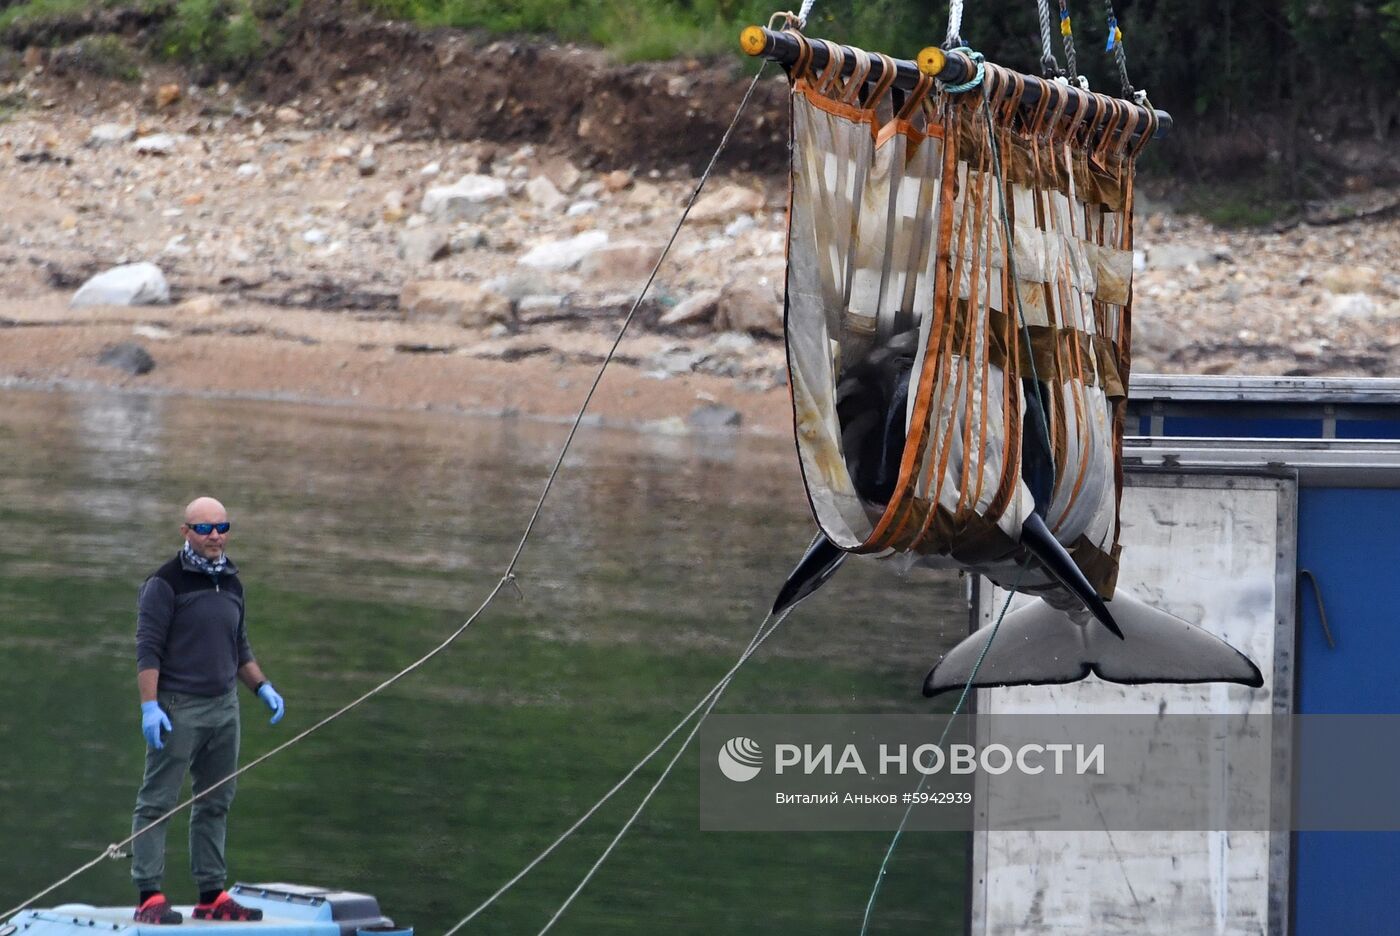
[191,892,263,922]
[134,893,183,925]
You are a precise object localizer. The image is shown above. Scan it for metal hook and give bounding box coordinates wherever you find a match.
[1298,568,1336,650]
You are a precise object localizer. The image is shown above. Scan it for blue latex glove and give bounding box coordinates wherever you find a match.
[140,700,172,750]
[257,683,285,725]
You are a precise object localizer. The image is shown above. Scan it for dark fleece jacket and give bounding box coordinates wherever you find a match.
[136,550,254,696]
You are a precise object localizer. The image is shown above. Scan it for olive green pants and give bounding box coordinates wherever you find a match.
[131,689,240,893]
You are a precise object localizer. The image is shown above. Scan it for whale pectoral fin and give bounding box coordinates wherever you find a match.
[1086,590,1265,688]
[772,533,847,616]
[1019,513,1124,640]
[923,599,1092,697]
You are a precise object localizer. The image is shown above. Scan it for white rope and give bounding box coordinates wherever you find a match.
[945,0,965,47]
[442,607,791,936]
[1035,0,1061,75]
[858,569,1026,935]
[532,609,790,935]
[0,60,773,927]
[796,0,817,28]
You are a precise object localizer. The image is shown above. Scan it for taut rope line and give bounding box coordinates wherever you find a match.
[1,60,772,925]
[944,0,967,48]
[858,571,1026,935]
[443,607,793,936]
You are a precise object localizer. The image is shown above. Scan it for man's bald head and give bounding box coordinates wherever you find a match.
[182,496,230,560]
[184,497,228,525]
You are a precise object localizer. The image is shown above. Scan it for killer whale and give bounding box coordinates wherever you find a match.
[772,336,1263,694]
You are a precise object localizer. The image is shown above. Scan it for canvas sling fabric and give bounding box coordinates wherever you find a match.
[783,39,1150,599]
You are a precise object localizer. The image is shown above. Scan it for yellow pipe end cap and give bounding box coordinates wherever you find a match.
[917,47,945,76]
[740,26,766,57]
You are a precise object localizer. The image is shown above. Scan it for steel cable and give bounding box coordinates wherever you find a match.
[1058,0,1080,79]
[1103,0,1134,97]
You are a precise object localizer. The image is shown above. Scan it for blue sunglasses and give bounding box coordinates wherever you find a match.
[187,522,231,535]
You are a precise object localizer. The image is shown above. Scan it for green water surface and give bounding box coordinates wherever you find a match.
[0,387,971,935]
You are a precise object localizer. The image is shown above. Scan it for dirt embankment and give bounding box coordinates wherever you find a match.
[255,10,791,175]
[1,8,1399,431]
[5,4,792,175]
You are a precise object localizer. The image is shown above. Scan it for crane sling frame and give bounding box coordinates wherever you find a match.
[780,31,1156,598]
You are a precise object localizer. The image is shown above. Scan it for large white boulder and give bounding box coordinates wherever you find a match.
[71,263,170,307]
[421,174,509,222]
[518,230,609,272]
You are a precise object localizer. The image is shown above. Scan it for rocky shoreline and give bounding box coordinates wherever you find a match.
[2,43,1399,433]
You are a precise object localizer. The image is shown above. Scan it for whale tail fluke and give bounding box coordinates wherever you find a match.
[922,588,1264,697]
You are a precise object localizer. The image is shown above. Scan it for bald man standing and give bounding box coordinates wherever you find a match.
[131,497,285,925]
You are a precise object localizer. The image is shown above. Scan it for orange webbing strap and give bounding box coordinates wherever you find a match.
[920,98,991,548]
[1129,105,1158,160]
[858,96,962,554]
[966,83,1021,524]
[838,75,1146,560]
[1023,82,1061,530]
[950,98,996,526]
[814,41,846,97]
[931,98,988,533]
[837,47,874,106]
[895,71,933,122]
[1113,101,1147,568]
[1026,88,1089,534]
[981,73,1031,527]
[869,53,900,112]
[883,100,964,550]
[788,30,814,84]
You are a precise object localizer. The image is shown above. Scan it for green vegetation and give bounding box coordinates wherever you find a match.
[0,0,287,72]
[0,87,26,119]
[159,0,271,68]
[1185,182,1296,229]
[67,33,143,78]
[359,0,764,62]
[0,0,110,32]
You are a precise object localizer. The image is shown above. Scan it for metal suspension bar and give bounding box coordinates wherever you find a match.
[739,25,1171,140]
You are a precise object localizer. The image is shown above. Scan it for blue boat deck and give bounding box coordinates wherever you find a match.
[5,885,395,936]
[12,906,331,936]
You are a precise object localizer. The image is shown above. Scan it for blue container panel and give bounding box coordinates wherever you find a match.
[1293,834,1400,932]
[1160,415,1323,439]
[1296,488,1400,713]
[1294,487,1400,933]
[1335,419,1400,440]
